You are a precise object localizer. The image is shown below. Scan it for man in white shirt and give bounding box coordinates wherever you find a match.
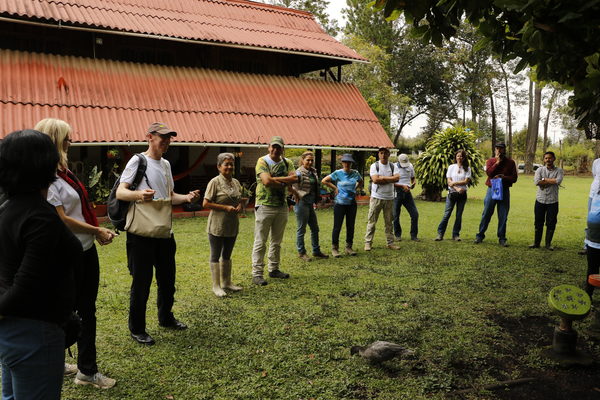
[393,153,420,241]
[116,122,200,346]
[364,147,400,251]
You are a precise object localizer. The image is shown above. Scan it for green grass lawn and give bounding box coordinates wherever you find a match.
[61,175,600,399]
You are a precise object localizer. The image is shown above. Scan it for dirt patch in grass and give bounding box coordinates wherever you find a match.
[475,313,600,400]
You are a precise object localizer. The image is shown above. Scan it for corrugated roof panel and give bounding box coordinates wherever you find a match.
[0,0,365,62]
[0,50,392,148]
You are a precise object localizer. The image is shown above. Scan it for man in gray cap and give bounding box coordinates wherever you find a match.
[116,122,201,345]
[364,147,400,251]
[251,136,298,286]
[474,142,518,246]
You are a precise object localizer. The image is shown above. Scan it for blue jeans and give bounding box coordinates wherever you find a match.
[393,190,419,239]
[294,201,320,254]
[332,203,357,247]
[437,193,467,238]
[0,317,65,400]
[476,186,510,241]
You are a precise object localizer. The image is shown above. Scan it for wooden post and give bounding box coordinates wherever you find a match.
[315,149,322,176]
[330,150,336,174]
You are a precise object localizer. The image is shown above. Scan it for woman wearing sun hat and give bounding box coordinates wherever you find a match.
[322,154,363,257]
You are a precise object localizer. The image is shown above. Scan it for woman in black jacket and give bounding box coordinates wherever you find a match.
[0,130,81,400]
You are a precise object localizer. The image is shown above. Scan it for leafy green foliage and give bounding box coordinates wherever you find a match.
[372,0,600,136]
[414,126,485,200]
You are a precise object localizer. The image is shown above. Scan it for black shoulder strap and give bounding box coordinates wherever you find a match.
[130,153,149,190]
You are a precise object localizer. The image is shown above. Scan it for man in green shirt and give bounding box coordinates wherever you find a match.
[251,136,298,286]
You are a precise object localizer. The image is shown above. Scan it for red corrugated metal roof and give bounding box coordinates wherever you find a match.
[0,50,392,148]
[0,0,366,62]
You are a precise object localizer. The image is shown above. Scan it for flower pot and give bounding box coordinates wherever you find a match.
[93,204,107,217]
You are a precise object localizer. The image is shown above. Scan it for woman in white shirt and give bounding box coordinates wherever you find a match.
[435,150,472,241]
[36,118,116,389]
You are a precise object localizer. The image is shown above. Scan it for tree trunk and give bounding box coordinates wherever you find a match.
[420,185,443,202]
[488,78,497,157]
[500,63,513,158]
[525,82,542,173]
[543,88,558,153]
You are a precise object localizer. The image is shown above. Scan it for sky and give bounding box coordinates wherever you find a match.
[323,0,564,141]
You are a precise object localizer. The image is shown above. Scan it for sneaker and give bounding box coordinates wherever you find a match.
[268,270,290,279]
[64,363,78,376]
[452,236,461,242]
[364,243,372,251]
[435,235,443,241]
[473,238,482,244]
[394,236,402,242]
[345,247,357,256]
[312,251,329,259]
[528,244,540,249]
[545,245,555,251]
[331,247,341,258]
[74,372,116,389]
[252,276,268,286]
[387,244,400,250]
[411,237,421,242]
[499,240,508,247]
[298,253,312,262]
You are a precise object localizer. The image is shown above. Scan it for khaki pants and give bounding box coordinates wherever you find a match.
[364,197,394,245]
[252,205,289,277]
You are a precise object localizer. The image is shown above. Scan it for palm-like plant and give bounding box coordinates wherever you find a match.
[414,126,485,201]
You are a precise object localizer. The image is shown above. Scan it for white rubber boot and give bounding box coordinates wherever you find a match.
[221,259,242,291]
[210,262,227,297]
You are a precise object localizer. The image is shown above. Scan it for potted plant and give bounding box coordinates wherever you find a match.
[87,163,119,217]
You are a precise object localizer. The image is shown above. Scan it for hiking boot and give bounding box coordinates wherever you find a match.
[64,363,78,376]
[452,236,461,242]
[364,242,372,251]
[473,237,482,244]
[411,237,421,242]
[545,245,555,251]
[345,247,357,256]
[252,276,268,286]
[528,244,540,249]
[331,246,341,258]
[74,372,116,389]
[499,240,508,247]
[313,251,329,259]
[387,244,400,250]
[435,234,443,241]
[298,253,312,262]
[269,270,290,279]
[394,236,402,242]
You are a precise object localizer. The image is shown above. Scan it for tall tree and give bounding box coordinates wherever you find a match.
[372,0,600,137]
[525,81,542,173]
[542,86,560,152]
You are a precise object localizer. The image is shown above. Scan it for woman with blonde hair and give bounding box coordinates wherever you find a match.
[35,118,116,389]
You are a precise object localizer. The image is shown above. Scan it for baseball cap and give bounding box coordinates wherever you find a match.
[270,136,285,147]
[147,122,177,137]
[398,153,410,167]
[340,153,355,163]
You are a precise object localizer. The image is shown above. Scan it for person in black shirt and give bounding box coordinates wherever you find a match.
[0,129,81,400]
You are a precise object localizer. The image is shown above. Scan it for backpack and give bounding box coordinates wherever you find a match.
[107,153,148,231]
[368,161,395,195]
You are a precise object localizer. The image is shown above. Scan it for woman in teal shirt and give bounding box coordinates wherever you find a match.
[322,154,363,257]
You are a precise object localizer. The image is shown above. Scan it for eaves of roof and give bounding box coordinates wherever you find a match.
[0,49,393,149]
[0,0,367,63]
